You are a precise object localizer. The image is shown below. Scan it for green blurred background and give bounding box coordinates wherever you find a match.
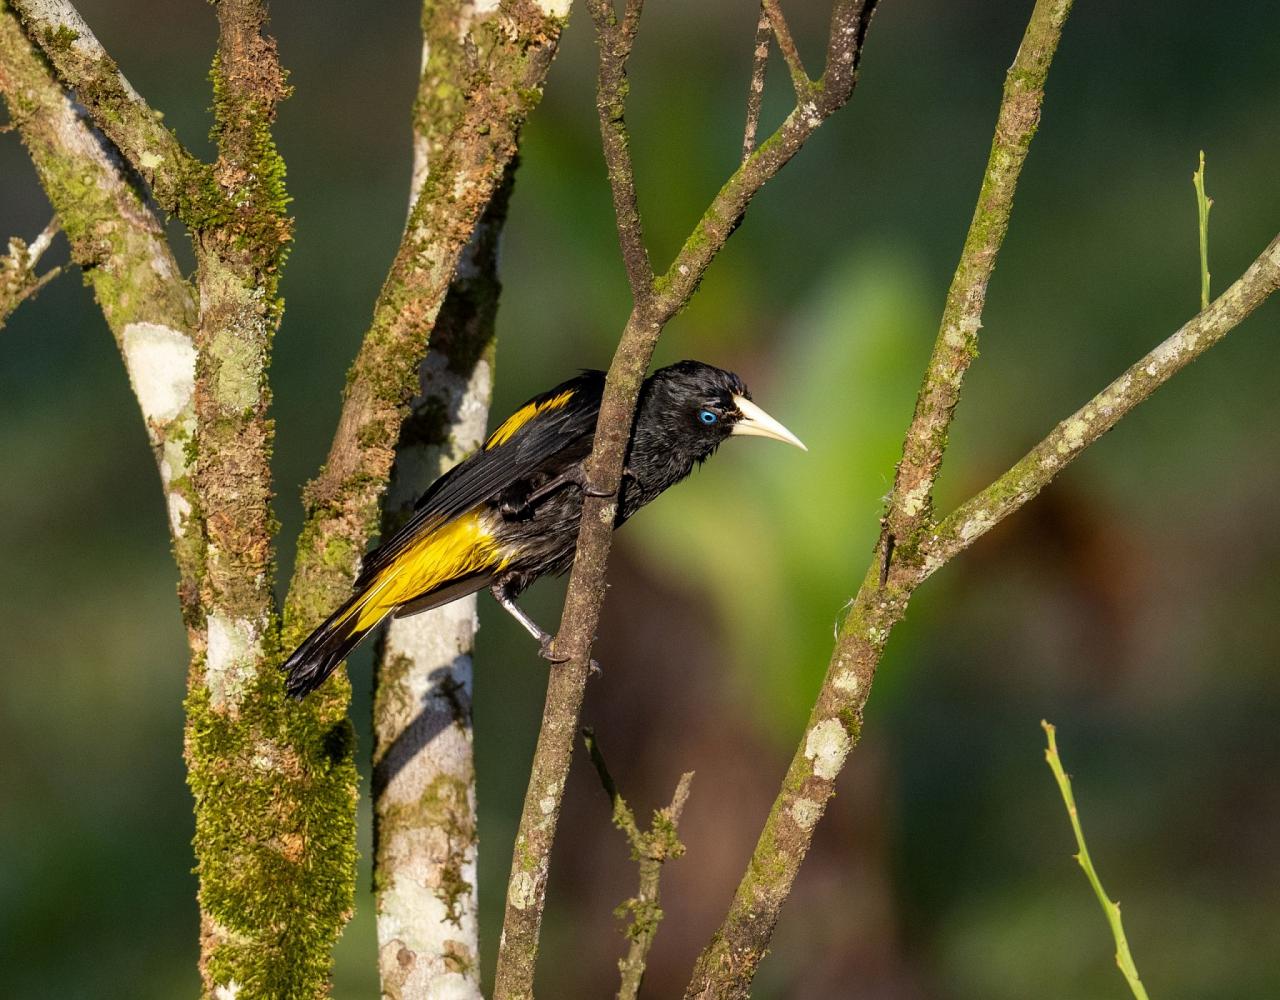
[3,0,1279,996]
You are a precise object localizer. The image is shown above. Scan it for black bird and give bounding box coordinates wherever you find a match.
[283,360,805,697]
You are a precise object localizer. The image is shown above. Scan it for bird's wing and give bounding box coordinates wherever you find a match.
[354,370,606,589]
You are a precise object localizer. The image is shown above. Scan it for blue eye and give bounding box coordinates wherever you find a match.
[698,409,718,425]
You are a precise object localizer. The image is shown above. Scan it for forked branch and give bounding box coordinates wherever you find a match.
[0,218,60,326]
[493,3,880,996]
[583,727,693,1000]
[11,0,214,219]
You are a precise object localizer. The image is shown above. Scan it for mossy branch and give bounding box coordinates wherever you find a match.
[583,727,693,1000]
[881,0,1074,563]
[0,1,202,617]
[0,218,61,327]
[1041,721,1151,1000]
[10,0,217,222]
[493,3,880,996]
[686,4,1280,996]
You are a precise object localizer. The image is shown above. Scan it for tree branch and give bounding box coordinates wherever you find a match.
[493,3,879,996]
[882,0,1073,560]
[0,217,61,326]
[0,1,201,609]
[674,6,1260,998]
[372,27,520,987]
[583,728,693,1000]
[10,0,214,219]
[763,0,811,100]
[177,5,356,998]
[588,0,653,300]
[741,4,771,161]
[924,230,1280,574]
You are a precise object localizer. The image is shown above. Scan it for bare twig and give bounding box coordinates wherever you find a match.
[583,728,693,1000]
[764,0,811,100]
[0,218,61,327]
[1042,721,1151,1000]
[11,0,214,219]
[589,0,654,300]
[741,4,771,161]
[685,2,1073,995]
[924,230,1280,573]
[493,3,880,996]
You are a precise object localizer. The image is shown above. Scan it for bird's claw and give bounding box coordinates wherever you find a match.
[538,636,602,676]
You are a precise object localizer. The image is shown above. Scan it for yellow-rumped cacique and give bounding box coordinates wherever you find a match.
[283,360,805,697]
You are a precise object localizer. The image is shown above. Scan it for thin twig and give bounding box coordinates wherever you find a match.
[0,218,62,327]
[742,4,771,161]
[764,0,811,100]
[1042,721,1151,1000]
[493,3,880,997]
[589,0,654,300]
[684,3,1072,996]
[583,728,693,1000]
[1193,150,1212,310]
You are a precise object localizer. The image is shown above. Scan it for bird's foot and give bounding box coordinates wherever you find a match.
[538,635,602,676]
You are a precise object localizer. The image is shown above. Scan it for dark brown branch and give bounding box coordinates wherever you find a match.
[763,0,811,100]
[492,3,879,996]
[583,728,693,1000]
[741,4,771,161]
[589,0,654,301]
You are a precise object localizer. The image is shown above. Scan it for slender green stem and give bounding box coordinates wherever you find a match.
[1193,150,1213,310]
[1041,721,1151,1000]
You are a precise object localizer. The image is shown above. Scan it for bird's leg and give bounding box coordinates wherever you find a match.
[490,582,601,674]
[501,461,618,516]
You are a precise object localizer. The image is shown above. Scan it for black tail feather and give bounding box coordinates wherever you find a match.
[283,596,383,699]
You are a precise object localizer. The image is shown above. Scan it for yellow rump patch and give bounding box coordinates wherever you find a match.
[340,512,508,631]
[484,389,574,449]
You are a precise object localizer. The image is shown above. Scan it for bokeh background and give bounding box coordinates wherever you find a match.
[3,0,1279,996]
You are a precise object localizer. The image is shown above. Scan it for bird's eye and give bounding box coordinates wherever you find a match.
[698,409,718,425]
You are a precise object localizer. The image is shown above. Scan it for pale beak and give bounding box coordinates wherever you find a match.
[729,395,807,451]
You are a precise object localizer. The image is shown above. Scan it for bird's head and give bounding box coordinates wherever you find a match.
[639,360,806,465]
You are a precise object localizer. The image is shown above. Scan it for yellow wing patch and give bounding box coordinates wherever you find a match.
[340,512,508,631]
[484,389,575,449]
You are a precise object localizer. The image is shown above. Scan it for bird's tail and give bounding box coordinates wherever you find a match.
[282,582,393,699]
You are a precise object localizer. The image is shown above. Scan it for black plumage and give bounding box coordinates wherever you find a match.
[284,360,804,697]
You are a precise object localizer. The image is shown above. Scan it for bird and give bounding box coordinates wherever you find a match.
[283,359,805,697]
